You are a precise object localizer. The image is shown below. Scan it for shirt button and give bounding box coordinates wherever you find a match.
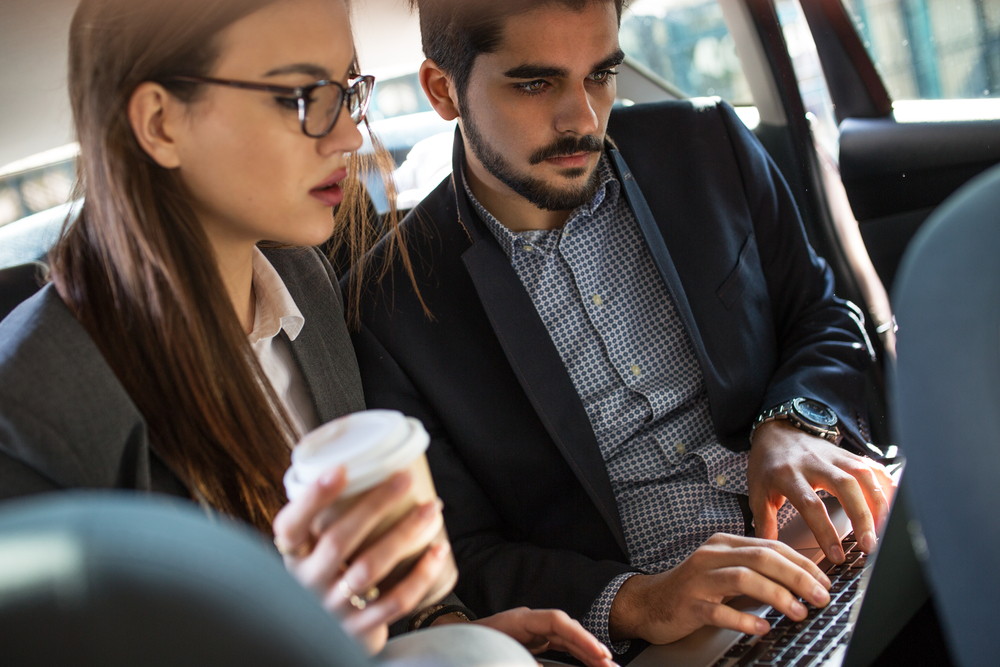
[676,443,686,455]
[716,474,728,486]
[592,294,603,306]
[523,244,534,252]
[631,364,641,376]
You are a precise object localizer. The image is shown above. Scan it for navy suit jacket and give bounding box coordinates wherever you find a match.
[348,100,871,625]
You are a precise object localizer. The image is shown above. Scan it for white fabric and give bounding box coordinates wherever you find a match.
[248,248,319,439]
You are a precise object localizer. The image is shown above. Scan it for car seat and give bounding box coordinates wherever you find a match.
[890,162,1000,667]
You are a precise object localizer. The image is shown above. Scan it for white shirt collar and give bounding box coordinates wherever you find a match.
[248,247,305,345]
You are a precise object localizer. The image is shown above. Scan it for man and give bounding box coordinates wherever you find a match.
[346,0,892,654]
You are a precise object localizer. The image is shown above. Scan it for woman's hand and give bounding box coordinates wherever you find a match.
[472,608,619,667]
[272,466,451,654]
[608,533,832,645]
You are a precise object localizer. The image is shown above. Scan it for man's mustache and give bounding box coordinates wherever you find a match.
[529,135,604,165]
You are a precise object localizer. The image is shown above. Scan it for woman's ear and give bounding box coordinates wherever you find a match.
[419,59,460,121]
[128,82,183,168]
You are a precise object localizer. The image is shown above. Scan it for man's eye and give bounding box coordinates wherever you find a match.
[591,69,618,84]
[516,80,547,95]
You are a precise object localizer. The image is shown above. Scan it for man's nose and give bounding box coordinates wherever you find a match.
[554,83,600,136]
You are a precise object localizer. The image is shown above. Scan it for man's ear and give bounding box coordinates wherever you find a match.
[419,59,460,121]
[128,82,183,169]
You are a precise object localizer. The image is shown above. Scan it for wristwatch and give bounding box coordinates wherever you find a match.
[750,398,841,445]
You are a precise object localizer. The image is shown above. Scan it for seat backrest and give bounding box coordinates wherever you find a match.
[0,261,47,323]
[0,492,372,667]
[0,201,77,271]
[891,162,1000,667]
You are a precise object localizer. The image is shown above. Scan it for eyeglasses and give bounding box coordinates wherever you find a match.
[163,74,376,138]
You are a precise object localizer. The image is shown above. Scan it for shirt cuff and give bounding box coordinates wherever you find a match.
[581,572,641,655]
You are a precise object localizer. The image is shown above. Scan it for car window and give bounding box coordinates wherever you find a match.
[620,0,753,106]
[842,0,1000,112]
[774,0,841,160]
[0,146,76,230]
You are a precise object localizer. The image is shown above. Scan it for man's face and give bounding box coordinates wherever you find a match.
[458,2,623,212]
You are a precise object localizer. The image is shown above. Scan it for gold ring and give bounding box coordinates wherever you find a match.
[273,535,312,559]
[338,579,380,610]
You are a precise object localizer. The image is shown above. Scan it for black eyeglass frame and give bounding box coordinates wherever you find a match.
[163,74,376,138]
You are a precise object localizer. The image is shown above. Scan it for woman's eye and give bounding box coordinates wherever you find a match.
[275,96,300,110]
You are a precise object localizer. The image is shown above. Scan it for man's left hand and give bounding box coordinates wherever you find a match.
[747,421,894,563]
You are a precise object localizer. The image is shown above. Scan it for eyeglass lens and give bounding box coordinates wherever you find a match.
[302,78,373,137]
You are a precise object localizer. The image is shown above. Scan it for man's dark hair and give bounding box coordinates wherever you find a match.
[410,0,627,101]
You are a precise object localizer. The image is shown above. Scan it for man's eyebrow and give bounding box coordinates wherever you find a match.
[263,63,332,80]
[594,49,626,72]
[502,49,626,80]
[504,64,569,79]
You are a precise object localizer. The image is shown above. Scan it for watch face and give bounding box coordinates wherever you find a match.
[793,399,839,428]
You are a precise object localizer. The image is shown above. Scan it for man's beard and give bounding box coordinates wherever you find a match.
[461,107,604,212]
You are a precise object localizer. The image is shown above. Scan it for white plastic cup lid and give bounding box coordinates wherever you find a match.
[284,410,430,500]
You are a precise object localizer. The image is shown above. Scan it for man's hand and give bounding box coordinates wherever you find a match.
[473,608,618,667]
[747,421,894,563]
[607,534,832,645]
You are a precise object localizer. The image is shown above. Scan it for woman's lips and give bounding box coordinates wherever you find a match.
[310,168,348,207]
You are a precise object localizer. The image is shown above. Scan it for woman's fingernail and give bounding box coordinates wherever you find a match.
[820,573,832,588]
[861,531,877,552]
[756,618,770,634]
[390,472,410,491]
[829,544,845,562]
[813,586,830,606]
[432,542,451,559]
[791,600,807,618]
[320,467,342,487]
[420,500,440,519]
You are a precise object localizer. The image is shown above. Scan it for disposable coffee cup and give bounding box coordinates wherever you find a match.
[284,409,457,609]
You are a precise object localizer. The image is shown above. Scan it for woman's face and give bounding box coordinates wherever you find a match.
[172,0,363,249]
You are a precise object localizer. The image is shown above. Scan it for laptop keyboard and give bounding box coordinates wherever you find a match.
[711,532,869,667]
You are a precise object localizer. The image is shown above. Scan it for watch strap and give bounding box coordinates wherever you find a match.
[750,399,841,445]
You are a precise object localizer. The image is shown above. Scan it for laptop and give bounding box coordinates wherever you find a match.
[629,465,927,667]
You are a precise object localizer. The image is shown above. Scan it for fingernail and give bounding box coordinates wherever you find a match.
[390,472,410,492]
[829,544,845,563]
[756,619,770,634]
[819,573,832,588]
[432,542,450,559]
[420,500,440,519]
[320,466,343,487]
[861,531,877,552]
[813,586,830,606]
[791,600,807,618]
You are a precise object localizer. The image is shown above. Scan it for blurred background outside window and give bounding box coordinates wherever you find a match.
[844,0,999,101]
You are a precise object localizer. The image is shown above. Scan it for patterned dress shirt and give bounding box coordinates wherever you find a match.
[462,156,795,650]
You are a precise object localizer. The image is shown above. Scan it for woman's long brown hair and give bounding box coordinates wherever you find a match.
[51,0,417,533]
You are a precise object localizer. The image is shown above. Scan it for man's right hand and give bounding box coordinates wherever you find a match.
[608,534,832,645]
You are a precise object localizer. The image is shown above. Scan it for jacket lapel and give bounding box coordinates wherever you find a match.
[451,133,628,556]
[607,148,713,382]
[263,248,366,426]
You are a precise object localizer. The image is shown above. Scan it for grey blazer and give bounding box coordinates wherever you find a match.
[0,246,365,501]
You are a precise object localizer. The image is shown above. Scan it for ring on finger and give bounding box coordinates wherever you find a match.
[273,535,313,559]
[338,579,380,610]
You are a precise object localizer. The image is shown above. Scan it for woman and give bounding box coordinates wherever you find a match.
[0,0,615,663]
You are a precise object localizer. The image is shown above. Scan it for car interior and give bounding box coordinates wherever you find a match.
[1,0,998,664]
